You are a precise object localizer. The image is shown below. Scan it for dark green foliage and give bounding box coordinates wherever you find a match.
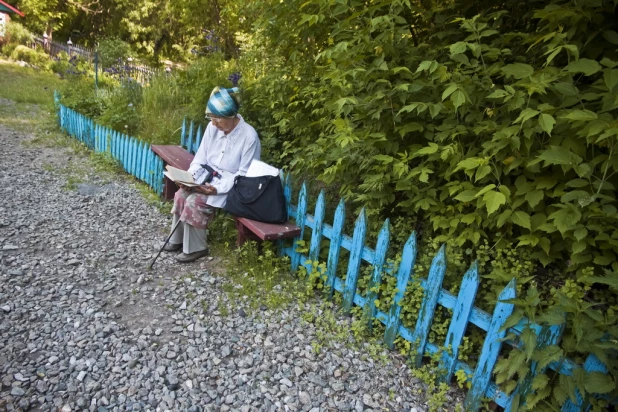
[97,38,132,69]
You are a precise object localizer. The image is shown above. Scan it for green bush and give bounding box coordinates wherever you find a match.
[97,37,132,69]
[99,79,143,136]
[10,45,49,68]
[60,78,105,119]
[3,21,33,45]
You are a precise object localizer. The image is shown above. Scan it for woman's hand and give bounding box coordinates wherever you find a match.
[194,183,217,195]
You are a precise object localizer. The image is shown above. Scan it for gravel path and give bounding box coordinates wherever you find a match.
[0,118,463,412]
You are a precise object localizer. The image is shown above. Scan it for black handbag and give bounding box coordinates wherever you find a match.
[223,175,288,223]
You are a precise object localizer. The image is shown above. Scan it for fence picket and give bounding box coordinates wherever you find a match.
[364,219,390,327]
[187,121,194,152]
[561,353,609,412]
[194,125,202,154]
[308,191,326,275]
[180,117,186,149]
[290,183,308,271]
[342,209,367,313]
[412,245,447,366]
[326,199,346,297]
[509,324,564,410]
[438,262,480,383]
[384,232,417,348]
[132,138,138,175]
[465,278,517,411]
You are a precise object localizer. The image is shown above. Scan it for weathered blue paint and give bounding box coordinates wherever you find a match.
[180,117,186,149]
[411,245,447,366]
[307,190,326,276]
[465,279,517,411]
[508,323,564,411]
[290,183,307,271]
[364,219,390,327]
[194,125,202,154]
[188,121,194,152]
[562,353,609,412]
[342,209,367,313]
[326,199,345,298]
[438,262,480,383]
[384,232,417,348]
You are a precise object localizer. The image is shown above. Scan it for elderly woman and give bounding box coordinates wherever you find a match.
[164,86,261,263]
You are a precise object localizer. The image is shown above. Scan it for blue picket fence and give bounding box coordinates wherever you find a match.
[55,92,164,195]
[276,181,611,411]
[179,118,204,155]
[54,101,610,411]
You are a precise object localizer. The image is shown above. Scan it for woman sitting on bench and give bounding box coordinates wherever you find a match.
[164,86,261,263]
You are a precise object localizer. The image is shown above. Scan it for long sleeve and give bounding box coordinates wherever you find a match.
[210,135,261,195]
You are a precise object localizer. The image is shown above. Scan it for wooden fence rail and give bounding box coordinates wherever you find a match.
[56,104,611,412]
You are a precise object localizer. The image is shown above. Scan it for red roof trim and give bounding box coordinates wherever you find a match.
[0,0,24,17]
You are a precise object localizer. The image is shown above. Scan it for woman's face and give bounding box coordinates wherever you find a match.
[209,115,236,134]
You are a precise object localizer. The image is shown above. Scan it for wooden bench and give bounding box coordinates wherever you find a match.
[234,217,301,247]
[151,144,301,247]
[151,144,195,201]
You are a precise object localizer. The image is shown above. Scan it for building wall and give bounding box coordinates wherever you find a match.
[0,12,10,40]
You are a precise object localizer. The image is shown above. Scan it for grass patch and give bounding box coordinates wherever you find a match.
[0,59,64,106]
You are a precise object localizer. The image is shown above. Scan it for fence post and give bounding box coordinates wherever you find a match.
[561,353,609,412]
[411,245,447,367]
[307,190,326,276]
[326,199,345,297]
[384,232,417,348]
[290,183,307,272]
[364,219,390,327]
[465,279,517,411]
[509,323,564,410]
[180,117,186,148]
[342,209,367,313]
[438,261,480,383]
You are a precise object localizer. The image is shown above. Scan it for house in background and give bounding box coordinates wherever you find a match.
[0,0,24,41]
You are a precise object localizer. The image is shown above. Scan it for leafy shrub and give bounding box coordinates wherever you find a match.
[99,79,143,136]
[10,45,49,68]
[3,21,33,46]
[60,78,105,119]
[97,37,132,69]
[235,0,618,409]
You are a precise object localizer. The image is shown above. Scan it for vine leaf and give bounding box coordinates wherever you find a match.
[539,113,556,135]
[483,190,506,215]
[511,211,531,229]
[538,146,583,166]
[502,63,534,79]
[565,58,602,76]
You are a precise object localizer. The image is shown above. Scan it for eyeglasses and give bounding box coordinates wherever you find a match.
[205,114,226,122]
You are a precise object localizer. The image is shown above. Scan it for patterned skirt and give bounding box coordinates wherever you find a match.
[171,188,217,229]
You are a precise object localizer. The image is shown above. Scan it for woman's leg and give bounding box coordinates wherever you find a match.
[167,188,191,247]
[177,192,216,258]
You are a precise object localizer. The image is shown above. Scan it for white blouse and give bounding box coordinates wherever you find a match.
[188,114,261,208]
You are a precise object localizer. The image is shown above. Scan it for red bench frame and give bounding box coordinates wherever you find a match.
[151,144,301,247]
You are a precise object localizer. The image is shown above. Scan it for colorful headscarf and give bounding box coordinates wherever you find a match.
[205,86,239,118]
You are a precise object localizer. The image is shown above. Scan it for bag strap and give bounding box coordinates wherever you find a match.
[234,175,278,204]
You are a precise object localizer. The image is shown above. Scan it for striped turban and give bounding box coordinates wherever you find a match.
[205,86,240,118]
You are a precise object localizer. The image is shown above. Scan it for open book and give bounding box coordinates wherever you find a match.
[163,165,202,187]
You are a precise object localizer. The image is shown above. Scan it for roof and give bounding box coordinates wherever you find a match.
[0,0,24,17]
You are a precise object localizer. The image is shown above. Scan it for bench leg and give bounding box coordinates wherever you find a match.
[234,217,264,251]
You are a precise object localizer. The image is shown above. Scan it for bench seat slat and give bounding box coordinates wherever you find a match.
[236,217,301,240]
[151,144,194,170]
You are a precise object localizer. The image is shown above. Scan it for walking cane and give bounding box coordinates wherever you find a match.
[148,218,182,269]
